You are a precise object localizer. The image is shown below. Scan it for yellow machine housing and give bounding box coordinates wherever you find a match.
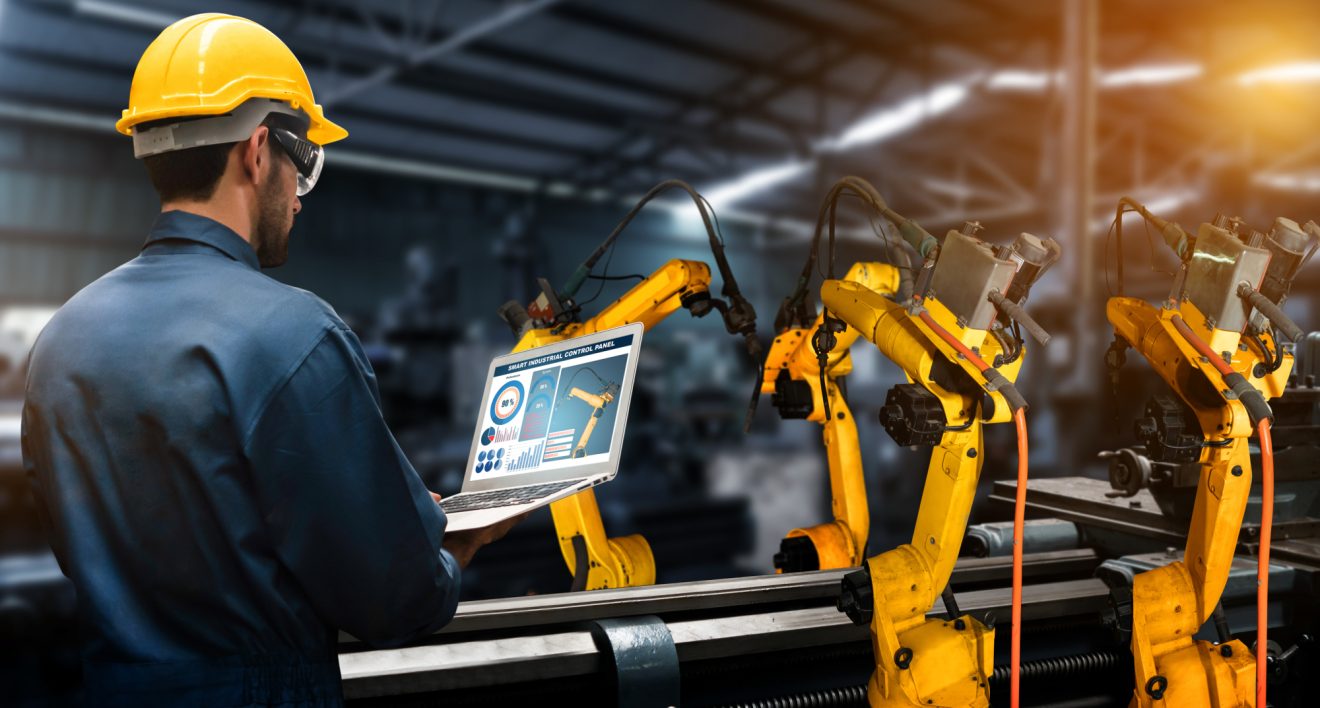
[761,261,902,569]
[826,280,1022,708]
[1108,296,1290,707]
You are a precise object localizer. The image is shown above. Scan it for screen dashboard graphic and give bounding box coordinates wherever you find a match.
[472,334,632,480]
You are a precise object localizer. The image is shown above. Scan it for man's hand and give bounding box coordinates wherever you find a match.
[442,516,523,569]
[430,492,525,569]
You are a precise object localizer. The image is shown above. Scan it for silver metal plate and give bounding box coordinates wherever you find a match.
[1185,224,1271,333]
[929,230,1017,330]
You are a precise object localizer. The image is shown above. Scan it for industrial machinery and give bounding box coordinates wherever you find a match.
[497,179,761,592]
[763,259,905,573]
[776,177,1061,706]
[1087,200,1312,707]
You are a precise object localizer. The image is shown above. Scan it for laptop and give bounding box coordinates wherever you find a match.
[440,323,644,532]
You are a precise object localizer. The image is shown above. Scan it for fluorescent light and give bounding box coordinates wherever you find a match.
[1254,171,1320,192]
[921,177,980,201]
[701,159,814,210]
[822,82,969,151]
[74,0,176,28]
[1100,63,1202,87]
[982,64,1202,93]
[1239,61,1320,85]
[699,78,982,211]
[1139,191,1197,214]
[1092,190,1198,232]
[987,70,1056,91]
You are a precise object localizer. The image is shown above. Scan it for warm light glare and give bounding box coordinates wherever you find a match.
[1238,61,1320,85]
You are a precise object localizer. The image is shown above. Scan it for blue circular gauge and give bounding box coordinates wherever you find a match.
[483,461,495,473]
[490,381,525,424]
[496,448,505,459]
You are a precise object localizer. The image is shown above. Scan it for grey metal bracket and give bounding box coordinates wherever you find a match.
[589,615,680,708]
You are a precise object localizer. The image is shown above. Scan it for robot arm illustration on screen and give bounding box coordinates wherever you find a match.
[561,368,621,459]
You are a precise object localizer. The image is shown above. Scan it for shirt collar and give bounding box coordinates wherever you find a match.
[142,211,261,271]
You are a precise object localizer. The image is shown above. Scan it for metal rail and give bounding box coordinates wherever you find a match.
[340,551,1105,699]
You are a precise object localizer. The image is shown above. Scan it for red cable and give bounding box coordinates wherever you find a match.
[918,310,990,370]
[918,310,1026,708]
[1011,408,1028,708]
[1257,419,1274,708]
[1170,315,1235,378]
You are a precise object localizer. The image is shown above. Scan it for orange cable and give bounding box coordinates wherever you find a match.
[1171,314,1274,705]
[918,310,1026,708]
[1257,419,1274,708]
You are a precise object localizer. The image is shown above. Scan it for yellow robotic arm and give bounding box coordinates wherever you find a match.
[789,176,1058,708]
[498,180,762,592]
[830,239,1033,708]
[763,261,903,571]
[1105,203,1312,707]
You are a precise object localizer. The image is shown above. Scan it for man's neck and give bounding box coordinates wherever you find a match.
[160,200,253,245]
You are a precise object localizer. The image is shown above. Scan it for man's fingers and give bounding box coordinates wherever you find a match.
[430,491,443,504]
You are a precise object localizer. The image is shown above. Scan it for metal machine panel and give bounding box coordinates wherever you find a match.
[1186,224,1270,333]
[929,230,1016,331]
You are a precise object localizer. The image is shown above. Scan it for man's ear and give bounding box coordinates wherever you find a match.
[239,126,271,186]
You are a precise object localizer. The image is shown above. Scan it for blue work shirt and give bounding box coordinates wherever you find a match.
[22,211,461,707]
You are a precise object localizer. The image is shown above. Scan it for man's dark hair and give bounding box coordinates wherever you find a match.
[141,114,302,203]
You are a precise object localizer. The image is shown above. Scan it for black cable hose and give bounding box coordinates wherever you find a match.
[582,179,745,301]
[785,177,925,321]
[713,684,867,708]
[990,650,1120,684]
[708,650,1121,708]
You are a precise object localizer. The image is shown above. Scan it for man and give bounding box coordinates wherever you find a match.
[21,14,516,706]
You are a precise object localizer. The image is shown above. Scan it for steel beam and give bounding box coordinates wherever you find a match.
[544,3,868,102]
[323,0,562,106]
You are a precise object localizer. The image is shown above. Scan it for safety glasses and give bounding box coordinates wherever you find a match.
[270,127,324,197]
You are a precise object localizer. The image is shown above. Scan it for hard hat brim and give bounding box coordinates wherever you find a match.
[117,93,347,146]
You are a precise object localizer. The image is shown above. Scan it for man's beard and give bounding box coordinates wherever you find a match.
[252,167,293,268]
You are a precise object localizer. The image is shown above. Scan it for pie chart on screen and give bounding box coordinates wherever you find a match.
[481,426,496,445]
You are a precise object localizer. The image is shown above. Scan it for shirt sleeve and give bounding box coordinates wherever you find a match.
[243,322,461,648]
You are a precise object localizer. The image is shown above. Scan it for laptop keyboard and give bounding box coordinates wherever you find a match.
[440,480,584,514]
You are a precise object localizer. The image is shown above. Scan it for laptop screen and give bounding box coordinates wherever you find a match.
[468,329,638,486]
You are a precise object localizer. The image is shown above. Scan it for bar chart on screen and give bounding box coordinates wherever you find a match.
[505,441,546,472]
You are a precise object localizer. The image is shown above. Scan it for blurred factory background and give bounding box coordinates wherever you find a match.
[3,0,1320,704]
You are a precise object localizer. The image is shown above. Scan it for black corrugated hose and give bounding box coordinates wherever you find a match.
[715,684,867,708]
[711,651,1121,708]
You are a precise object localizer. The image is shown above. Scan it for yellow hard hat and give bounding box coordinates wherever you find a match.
[116,13,347,146]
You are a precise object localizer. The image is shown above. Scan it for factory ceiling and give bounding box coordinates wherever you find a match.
[3,0,1320,238]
